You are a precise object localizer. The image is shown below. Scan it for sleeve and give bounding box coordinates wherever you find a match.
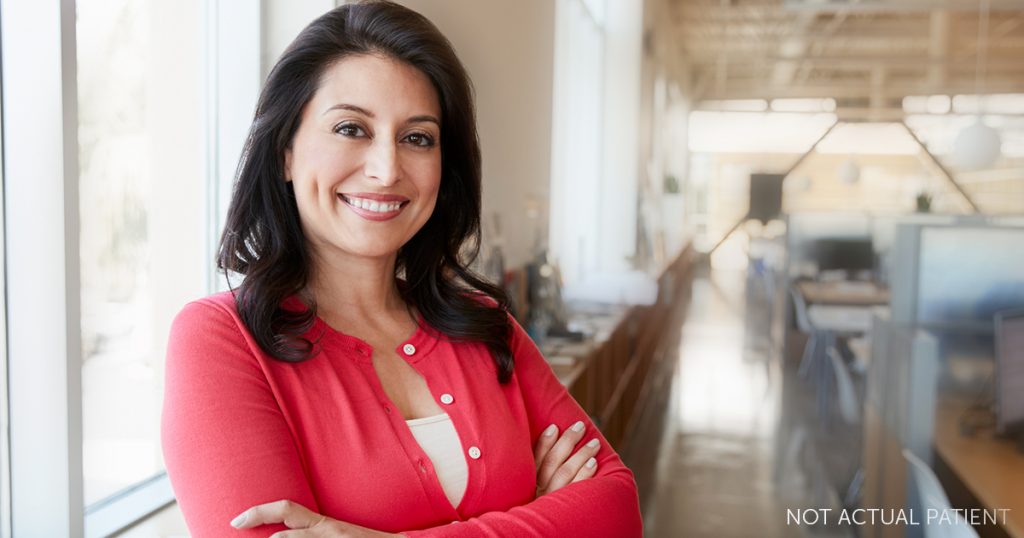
[403,313,644,537]
[161,300,319,538]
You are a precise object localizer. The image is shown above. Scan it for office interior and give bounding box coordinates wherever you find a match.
[2,0,1024,536]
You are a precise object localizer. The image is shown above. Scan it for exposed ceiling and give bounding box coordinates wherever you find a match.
[666,0,1024,116]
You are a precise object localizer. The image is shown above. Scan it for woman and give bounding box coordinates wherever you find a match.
[161,2,642,536]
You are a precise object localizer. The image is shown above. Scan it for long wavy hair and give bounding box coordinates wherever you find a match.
[217,0,514,383]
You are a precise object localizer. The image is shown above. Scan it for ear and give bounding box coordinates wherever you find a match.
[284,147,293,182]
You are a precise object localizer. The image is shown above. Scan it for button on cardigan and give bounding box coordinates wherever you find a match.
[161,291,643,537]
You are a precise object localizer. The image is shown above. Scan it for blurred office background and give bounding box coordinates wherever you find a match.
[2,0,1024,536]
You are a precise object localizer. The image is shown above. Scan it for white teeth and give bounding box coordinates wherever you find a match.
[341,195,403,213]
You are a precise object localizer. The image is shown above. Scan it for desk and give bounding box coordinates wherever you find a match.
[797,280,890,306]
[934,398,1024,538]
[532,244,694,454]
[541,303,631,388]
[794,280,890,334]
[808,304,889,333]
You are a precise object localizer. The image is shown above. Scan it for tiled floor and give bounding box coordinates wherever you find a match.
[643,269,819,538]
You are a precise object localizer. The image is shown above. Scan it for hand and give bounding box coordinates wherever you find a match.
[231,499,401,537]
[533,420,601,496]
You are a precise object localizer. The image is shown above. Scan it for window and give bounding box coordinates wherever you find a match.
[549,0,649,287]
[549,0,606,286]
[75,0,261,534]
[77,0,208,506]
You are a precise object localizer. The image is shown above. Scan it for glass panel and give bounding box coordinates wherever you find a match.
[917,226,1024,329]
[580,0,606,26]
[77,0,208,505]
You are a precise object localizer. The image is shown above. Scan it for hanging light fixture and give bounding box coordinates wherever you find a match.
[953,119,1001,169]
[838,157,860,184]
[953,0,1001,170]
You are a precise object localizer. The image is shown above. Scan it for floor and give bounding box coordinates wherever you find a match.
[643,268,833,538]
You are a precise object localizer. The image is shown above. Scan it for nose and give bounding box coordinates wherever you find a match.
[363,139,400,186]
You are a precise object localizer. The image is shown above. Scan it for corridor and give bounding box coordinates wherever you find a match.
[644,269,808,538]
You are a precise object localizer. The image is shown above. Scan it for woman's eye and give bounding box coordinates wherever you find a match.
[405,133,435,148]
[334,123,366,137]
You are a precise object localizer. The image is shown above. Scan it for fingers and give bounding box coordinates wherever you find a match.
[231,499,323,530]
[533,423,559,472]
[537,420,586,490]
[536,420,601,492]
[543,437,601,494]
[571,455,599,483]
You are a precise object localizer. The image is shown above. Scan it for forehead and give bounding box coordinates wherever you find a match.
[311,53,441,118]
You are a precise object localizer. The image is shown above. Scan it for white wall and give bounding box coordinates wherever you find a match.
[262,0,337,80]
[395,0,556,270]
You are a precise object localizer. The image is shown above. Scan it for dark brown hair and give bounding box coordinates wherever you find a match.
[217,0,514,382]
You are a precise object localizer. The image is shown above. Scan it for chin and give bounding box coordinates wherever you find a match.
[342,243,402,260]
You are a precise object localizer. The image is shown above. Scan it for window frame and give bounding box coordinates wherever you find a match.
[0,2,10,535]
[2,1,84,536]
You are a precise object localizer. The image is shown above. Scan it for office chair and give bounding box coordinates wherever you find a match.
[791,285,824,379]
[902,449,979,538]
[827,346,860,425]
[828,346,865,510]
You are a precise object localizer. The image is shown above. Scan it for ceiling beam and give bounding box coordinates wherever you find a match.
[780,0,1024,14]
[928,10,951,86]
[683,55,1024,70]
[696,79,1024,100]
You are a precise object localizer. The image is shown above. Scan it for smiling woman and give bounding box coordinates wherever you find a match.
[160,1,642,536]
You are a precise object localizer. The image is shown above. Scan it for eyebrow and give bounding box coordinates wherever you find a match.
[323,103,440,127]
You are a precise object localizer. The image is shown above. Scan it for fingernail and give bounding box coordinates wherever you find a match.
[572,420,584,432]
[544,424,557,437]
[586,457,597,468]
[587,438,600,448]
[230,512,248,528]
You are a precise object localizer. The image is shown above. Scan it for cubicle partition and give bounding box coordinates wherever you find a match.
[785,212,874,280]
[890,224,1024,330]
[864,221,1024,538]
[781,213,1024,536]
[781,212,956,365]
[862,318,940,538]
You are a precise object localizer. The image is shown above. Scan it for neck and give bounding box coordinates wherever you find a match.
[304,246,406,323]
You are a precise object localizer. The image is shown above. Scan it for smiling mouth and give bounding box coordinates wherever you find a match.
[338,194,409,214]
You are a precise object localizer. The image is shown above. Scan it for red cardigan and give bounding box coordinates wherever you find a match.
[161,291,643,536]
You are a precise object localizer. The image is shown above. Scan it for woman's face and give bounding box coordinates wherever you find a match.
[285,53,442,263]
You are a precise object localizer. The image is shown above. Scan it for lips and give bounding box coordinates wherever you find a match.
[338,192,409,221]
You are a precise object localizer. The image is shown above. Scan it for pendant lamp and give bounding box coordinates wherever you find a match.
[953,0,1001,170]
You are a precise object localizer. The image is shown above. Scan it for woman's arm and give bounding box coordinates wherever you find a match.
[161,300,320,537]
[402,313,644,537]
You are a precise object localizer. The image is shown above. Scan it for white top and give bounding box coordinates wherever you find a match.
[405,413,468,507]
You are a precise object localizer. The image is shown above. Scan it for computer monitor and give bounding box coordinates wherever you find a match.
[995,309,1024,435]
[813,238,875,273]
